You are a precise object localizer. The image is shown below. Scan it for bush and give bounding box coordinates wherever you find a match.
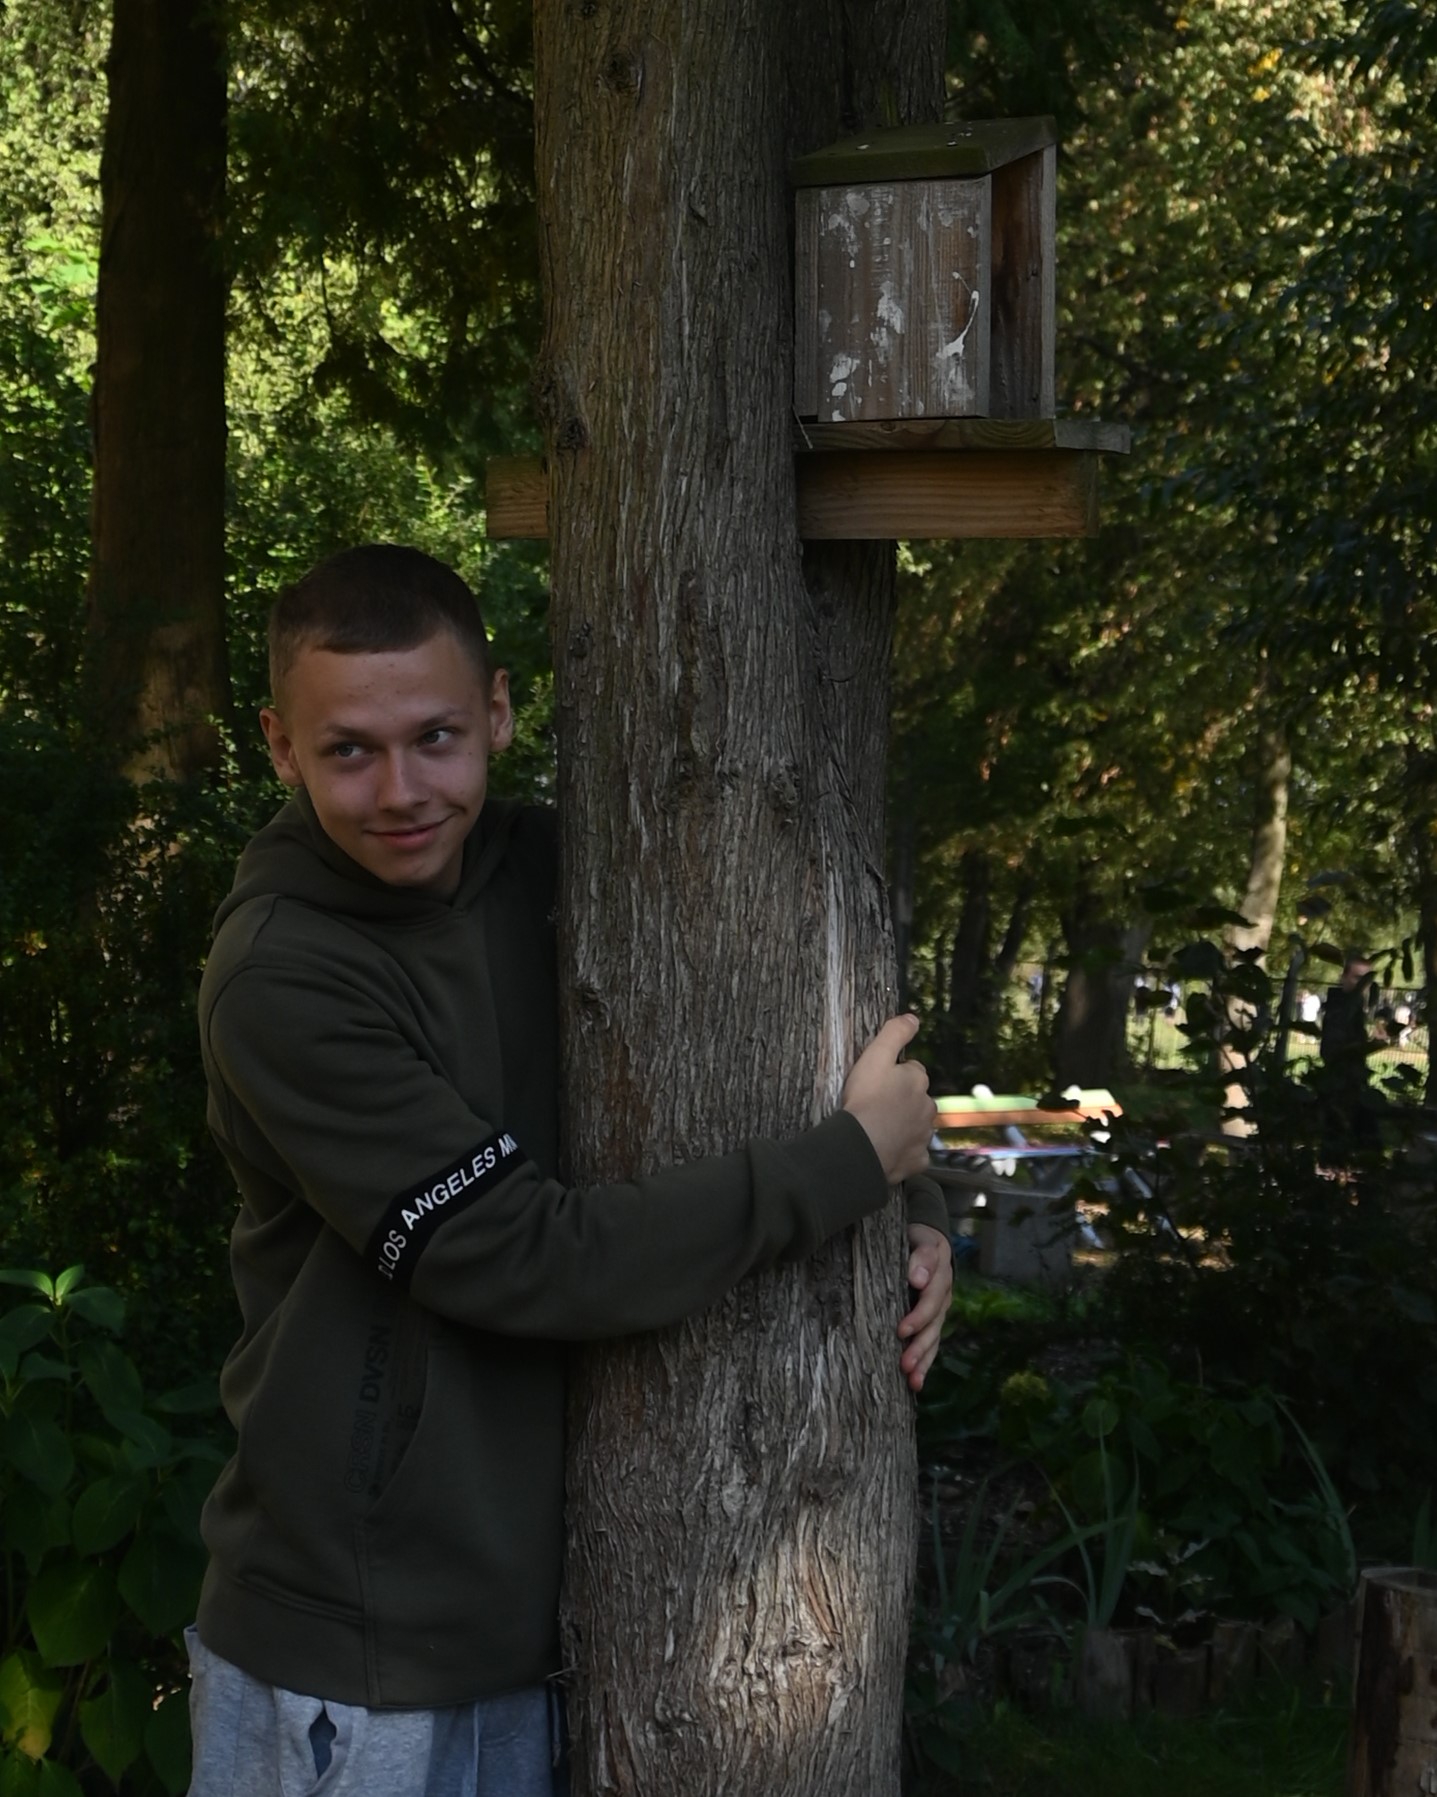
[1085,940,1437,1530]
[0,1266,227,1795]
[0,719,272,1390]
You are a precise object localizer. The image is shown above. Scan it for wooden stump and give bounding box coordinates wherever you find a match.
[1075,1626,1136,1721]
[1259,1614,1305,1683]
[1209,1619,1259,1705]
[1152,1646,1209,1719]
[1348,1567,1437,1797]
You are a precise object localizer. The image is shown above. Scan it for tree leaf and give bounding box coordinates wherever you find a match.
[15,1356,71,1388]
[1172,940,1226,981]
[144,1690,192,1797]
[74,1341,143,1416]
[0,1309,56,1361]
[34,1762,84,1797]
[154,1380,221,1416]
[0,1273,53,1299]
[79,1658,150,1784]
[50,1268,84,1303]
[112,1411,175,1470]
[26,1561,120,1666]
[118,1528,205,1637]
[0,1653,63,1760]
[0,1746,43,1796]
[0,1414,74,1498]
[2,1487,72,1577]
[159,1461,220,1539]
[71,1475,148,1556]
[62,1288,125,1334]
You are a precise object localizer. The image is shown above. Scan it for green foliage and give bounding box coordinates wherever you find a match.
[228,0,537,467]
[997,1359,1355,1632]
[0,1267,225,1794]
[907,1686,1346,1797]
[1085,942,1437,1517]
[0,721,262,1389]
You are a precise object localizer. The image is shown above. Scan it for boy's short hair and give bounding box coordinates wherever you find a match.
[268,544,493,703]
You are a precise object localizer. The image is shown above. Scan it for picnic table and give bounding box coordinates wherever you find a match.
[928,1088,1122,1283]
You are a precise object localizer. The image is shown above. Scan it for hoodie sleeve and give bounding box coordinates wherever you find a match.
[202,954,891,1342]
[903,1174,950,1237]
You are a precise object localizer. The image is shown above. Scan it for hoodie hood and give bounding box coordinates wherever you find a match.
[214,790,523,935]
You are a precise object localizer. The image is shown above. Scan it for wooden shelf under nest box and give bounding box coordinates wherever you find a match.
[484,419,1128,544]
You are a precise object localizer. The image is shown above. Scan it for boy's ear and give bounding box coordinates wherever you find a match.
[488,669,515,754]
[259,706,304,788]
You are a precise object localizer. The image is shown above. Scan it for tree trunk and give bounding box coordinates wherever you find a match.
[1231,724,1292,960]
[86,0,229,781]
[1053,882,1148,1091]
[1221,722,1292,1129]
[1405,746,1437,1107]
[944,848,994,1088]
[993,870,1035,992]
[534,4,944,1793]
[1348,1566,1437,1797]
[891,807,916,1013]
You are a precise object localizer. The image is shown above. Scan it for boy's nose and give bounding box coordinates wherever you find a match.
[376,752,422,810]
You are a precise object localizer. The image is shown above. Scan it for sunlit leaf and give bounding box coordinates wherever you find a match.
[0,1652,63,1759]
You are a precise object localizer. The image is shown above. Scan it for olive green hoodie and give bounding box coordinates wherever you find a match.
[195,792,900,1707]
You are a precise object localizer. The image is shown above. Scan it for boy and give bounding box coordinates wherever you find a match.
[189,544,949,1796]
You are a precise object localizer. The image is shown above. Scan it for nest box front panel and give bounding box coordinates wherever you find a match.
[795,178,992,423]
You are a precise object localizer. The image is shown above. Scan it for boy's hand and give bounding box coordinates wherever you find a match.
[899,1223,953,1392]
[841,1013,936,1184]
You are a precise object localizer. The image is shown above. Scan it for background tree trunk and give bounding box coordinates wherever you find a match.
[1230,723,1292,962]
[85,0,229,781]
[945,848,993,1087]
[1053,882,1148,1089]
[1221,721,1292,1128]
[534,3,944,1792]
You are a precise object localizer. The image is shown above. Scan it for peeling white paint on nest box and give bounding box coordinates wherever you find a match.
[827,352,859,394]
[939,290,980,362]
[875,280,905,334]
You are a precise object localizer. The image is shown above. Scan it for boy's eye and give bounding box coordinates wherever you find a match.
[420,727,454,746]
[329,742,364,760]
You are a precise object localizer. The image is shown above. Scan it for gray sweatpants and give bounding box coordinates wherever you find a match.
[185,1629,565,1797]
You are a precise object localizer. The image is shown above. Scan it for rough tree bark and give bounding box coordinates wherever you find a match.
[1404,743,1437,1107]
[533,3,944,1792]
[1053,879,1149,1090]
[86,0,229,781]
[1230,724,1292,963]
[1221,721,1291,1130]
[946,848,992,1086]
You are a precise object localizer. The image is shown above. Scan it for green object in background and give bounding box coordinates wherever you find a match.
[0,1266,224,1796]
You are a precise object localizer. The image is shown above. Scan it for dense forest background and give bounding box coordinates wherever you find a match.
[1,0,1433,1365]
[0,3,1434,1791]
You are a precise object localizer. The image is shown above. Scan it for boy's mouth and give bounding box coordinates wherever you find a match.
[372,820,444,846]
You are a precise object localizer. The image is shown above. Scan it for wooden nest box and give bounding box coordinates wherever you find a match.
[484,117,1126,544]
[792,117,1057,425]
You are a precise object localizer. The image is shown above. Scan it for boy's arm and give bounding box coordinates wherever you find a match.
[205,963,934,1344]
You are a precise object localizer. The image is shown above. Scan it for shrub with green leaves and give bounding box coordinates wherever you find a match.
[0,1266,226,1795]
[1086,933,1437,1532]
[996,1357,1355,1633]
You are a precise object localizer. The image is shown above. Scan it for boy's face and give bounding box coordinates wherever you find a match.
[260,628,513,897]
